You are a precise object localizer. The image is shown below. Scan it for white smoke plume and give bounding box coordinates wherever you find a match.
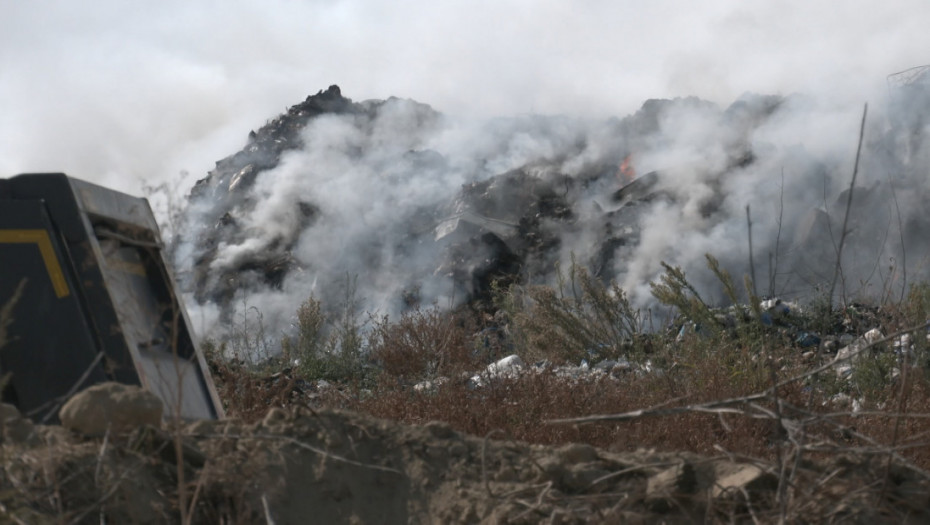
[171,80,930,350]
[5,1,930,349]
[4,1,930,190]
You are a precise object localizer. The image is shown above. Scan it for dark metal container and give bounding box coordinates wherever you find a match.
[0,173,223,422]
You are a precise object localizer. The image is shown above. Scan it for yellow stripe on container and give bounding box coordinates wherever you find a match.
[0,229,71,298]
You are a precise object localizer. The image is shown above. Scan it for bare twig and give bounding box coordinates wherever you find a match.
[887,176,907,303]
[879,350,911,503]
[769,168,785,297]
[482,429,506,499]
[94,426,110,484]
[195,432,403,475]
[30,350,106,423]
[785,401,930,481]
[587,460,683,489]
[66,464,140,525]
[261,494,276,525]
[0,503,29,525]
[186,464,209,523]
[768,362,789,521]
[828,103,868,309]
[747,205,757,298]
[0,279,27,348]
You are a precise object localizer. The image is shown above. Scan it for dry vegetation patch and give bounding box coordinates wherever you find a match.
[4,405,930,524]
[8,260,930,522]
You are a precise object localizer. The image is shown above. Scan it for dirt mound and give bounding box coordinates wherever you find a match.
[3,404,928,523]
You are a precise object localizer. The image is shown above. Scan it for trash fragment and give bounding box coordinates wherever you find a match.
[795,332,821,348]
[468,354,525,388]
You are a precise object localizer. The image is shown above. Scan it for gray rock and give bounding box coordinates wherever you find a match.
[647,461,698,499]
[712,463,777,500]
[646,461,698,511]
[1,402,37,444]
[59,382,164,435]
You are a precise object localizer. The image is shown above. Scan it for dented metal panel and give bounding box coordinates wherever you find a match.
[0,173,223,422]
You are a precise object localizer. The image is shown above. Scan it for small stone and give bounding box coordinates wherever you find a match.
[448,442,469,457]
[895,480,930,512]
[1,404,37,445]
[712,464,777,499]
[0,402,21,421]
[563,464,612,492]
[59,382,163,436]
[536,457,568,484]
[186,419,219,436]
[494,467,518,482]
[424,420,454,439]
[647,461,698,499]
[556,443,598,464]
[865,328,884,344]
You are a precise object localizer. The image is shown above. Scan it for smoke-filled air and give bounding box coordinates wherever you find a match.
[173,83,930,346]
[5,1,930,349]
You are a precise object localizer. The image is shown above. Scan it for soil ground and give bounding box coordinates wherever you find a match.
[3,405,930,524]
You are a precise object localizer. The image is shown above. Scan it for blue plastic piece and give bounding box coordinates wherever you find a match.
[795,332,821,348]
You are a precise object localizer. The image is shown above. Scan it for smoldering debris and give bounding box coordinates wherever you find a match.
[172,82,930,346]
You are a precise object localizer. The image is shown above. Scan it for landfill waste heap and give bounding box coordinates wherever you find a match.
[173,82,930,342]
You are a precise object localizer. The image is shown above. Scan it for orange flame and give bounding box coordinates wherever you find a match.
[618,155,636,183]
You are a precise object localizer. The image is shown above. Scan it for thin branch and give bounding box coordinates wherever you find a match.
[887,176,907,303]
[195,432,403,475]
[828,103,869,309]
[746,205,757,298]
[31,351,106,423]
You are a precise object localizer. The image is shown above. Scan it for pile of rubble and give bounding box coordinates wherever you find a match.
[170,87,791,328]
[174,83,930,353]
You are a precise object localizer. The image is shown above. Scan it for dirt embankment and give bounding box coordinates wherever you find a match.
[3,401,930,524]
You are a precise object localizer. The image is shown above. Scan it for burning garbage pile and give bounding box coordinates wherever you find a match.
[173,82,930,349]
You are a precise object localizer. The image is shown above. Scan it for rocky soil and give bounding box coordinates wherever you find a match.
[3,391,930,524]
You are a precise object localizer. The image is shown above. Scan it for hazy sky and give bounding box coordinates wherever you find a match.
[2,0,929,194]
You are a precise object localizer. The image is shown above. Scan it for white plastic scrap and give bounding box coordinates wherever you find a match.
[413,376,449,393]
[826,393,863,414]
[595,358,632,372]
[894,334,913,356]
[833,328,883,378]
[864,328,884,344]
[464,354,651,389]
[760,298,794,316]
[468,354,525,388]
[486,354,525,377]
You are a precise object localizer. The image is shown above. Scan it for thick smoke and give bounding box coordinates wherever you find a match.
[6,1,930,194]
[174,81,930,349]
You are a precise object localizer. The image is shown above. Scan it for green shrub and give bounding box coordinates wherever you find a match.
[493,258,643,364]
[851,350,899,401]
[281,275,373,385]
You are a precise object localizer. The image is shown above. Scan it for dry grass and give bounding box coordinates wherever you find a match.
[207,261,930,476]
[6,269,930,523]
[368,308,483,384]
